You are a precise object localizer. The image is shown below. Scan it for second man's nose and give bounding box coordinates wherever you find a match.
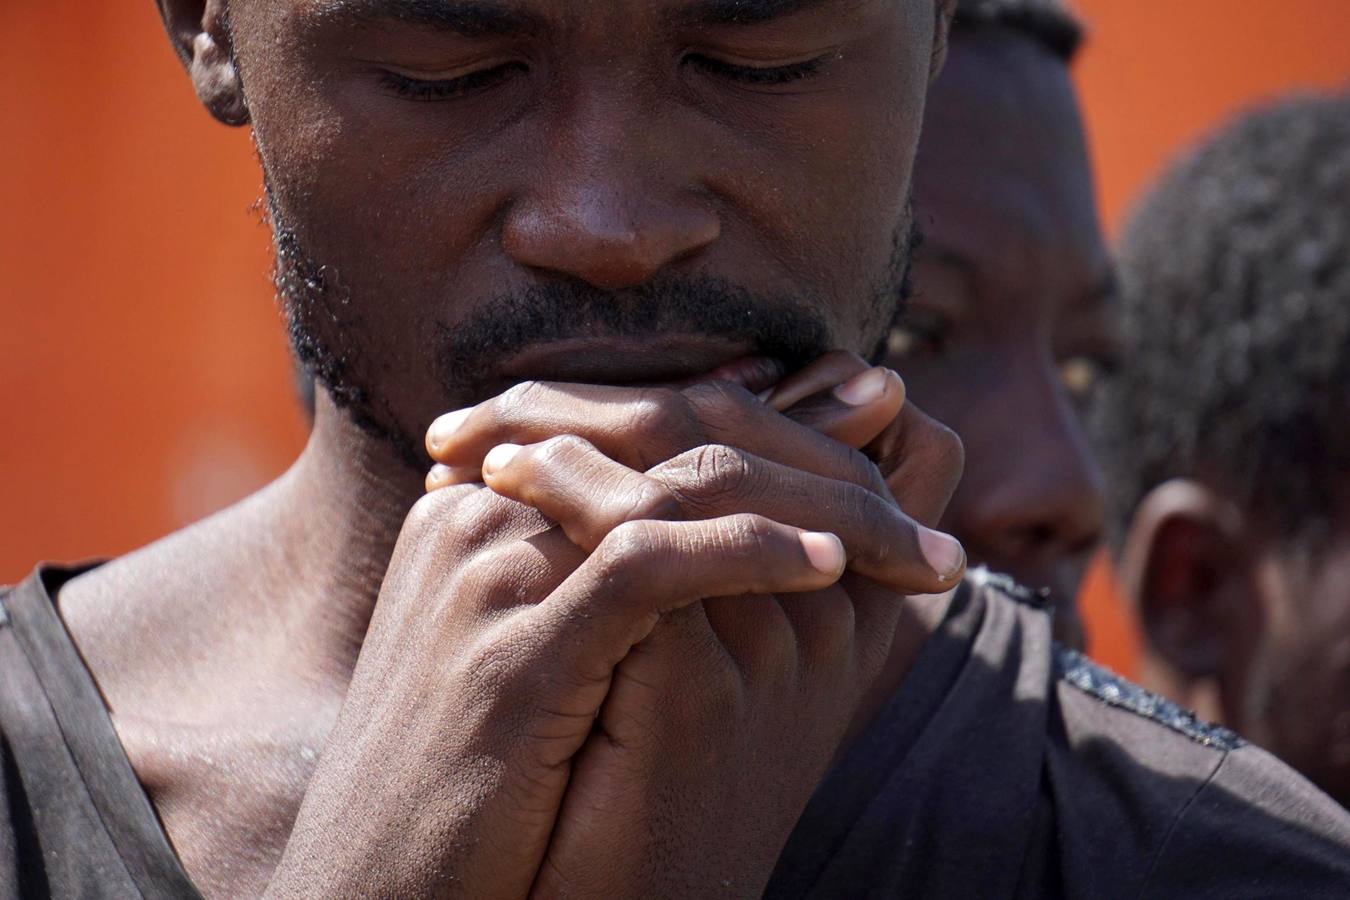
[950,350,1107,571]
[966,409,1105,568]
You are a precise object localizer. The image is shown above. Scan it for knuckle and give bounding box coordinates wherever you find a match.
[615,479,683,525]
[698,443,749,481]
[457,491,537,554]
[592,520,675,599]
[942,431,966,484]
[625,389,701,460]
[722,512,779,558]
[405,483,481,535]
[843,485,897,562]
[934,422,965,471]
[449,548,515,599]
[672,444,758,508]
[837,443,889,495]
[499,379,547,414]
[599,519,668,569]
[920,419,966,482]
[537,433,591,465]
[405,493,443,534]
[682,378,753,419]
[855,483,894,528]
[418,558,494,637]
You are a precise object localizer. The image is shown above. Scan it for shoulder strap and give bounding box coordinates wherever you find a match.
[2,567,203,899]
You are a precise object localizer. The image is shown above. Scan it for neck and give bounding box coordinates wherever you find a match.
[267,388,426,682]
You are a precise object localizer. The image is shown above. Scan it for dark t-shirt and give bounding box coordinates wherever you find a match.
[2,564,1348,898]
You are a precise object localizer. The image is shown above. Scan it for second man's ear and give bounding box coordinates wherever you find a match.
[157,0,249,126]
[1119,479,1249,680]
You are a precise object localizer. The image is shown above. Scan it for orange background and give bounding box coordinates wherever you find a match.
[3,2,1349,671]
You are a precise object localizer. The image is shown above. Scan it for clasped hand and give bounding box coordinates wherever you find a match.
[267,353,965,899]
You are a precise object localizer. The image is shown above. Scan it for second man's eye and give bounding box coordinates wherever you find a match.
[1058,354,1121,406]
[887,308,953,359]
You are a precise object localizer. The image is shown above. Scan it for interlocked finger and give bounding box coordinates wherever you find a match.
[482,438,966,597]
[426,377,897,502]
[480,435,680,552]
[527,515,850,686]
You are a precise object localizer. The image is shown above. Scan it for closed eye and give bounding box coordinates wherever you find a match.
[684,52,830,86]
[380,62,527,101]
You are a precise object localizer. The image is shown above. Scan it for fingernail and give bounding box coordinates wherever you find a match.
[482,443,522,476]
[832,367,891,406]
[425,464,483,490]
[917,527,965,581]
[425,464,453,492]
[426,408,474,454]
[800,531,846,576]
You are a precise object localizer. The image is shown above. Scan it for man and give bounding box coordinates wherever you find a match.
[1100,92,1350,808]
[1,3,1346,898]
[894,0,1116,649]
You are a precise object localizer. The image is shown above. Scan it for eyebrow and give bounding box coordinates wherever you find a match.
[312,0,537,37]
[675,0,833,27]
[315,0,839,36]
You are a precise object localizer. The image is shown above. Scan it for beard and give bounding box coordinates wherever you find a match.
[271,195,918,465]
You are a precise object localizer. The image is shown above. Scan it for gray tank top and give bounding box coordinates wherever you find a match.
[0,565,199,898]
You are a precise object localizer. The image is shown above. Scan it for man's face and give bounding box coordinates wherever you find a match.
[1240,513,1350,806]
[226,0,941,457]
[888,28,1117,647]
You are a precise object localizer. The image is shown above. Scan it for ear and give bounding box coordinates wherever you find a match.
[929,0,958,83]
[1118,479,1248,680]
[157,0,249,126]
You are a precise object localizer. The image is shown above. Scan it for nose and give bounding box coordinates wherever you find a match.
[501,94,720,290]
[503,190,720,291]
[954,358,1105,572]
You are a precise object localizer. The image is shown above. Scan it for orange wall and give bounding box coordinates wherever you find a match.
[1069,0,1350,670]
[4,3,1349,670]
[1074,0,1350,234]
[1,3,305,584]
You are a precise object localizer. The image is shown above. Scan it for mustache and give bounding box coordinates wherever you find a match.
[433,275,833,395]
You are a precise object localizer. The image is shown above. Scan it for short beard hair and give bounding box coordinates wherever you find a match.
[272,195,918,465]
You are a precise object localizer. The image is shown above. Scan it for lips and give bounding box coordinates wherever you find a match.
[679,355,787,394]
[496,336,787,394]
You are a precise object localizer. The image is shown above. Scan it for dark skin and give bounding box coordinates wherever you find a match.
[1120,477,1350,807]
[57,0,965,896]
[893,27,1118,648]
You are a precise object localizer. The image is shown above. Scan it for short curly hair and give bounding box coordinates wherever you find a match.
[953,0,1084,62]
[1096,92,1350,548]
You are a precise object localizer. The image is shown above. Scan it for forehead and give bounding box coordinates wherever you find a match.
[276,0,878,32]
[915,28,1099,250]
